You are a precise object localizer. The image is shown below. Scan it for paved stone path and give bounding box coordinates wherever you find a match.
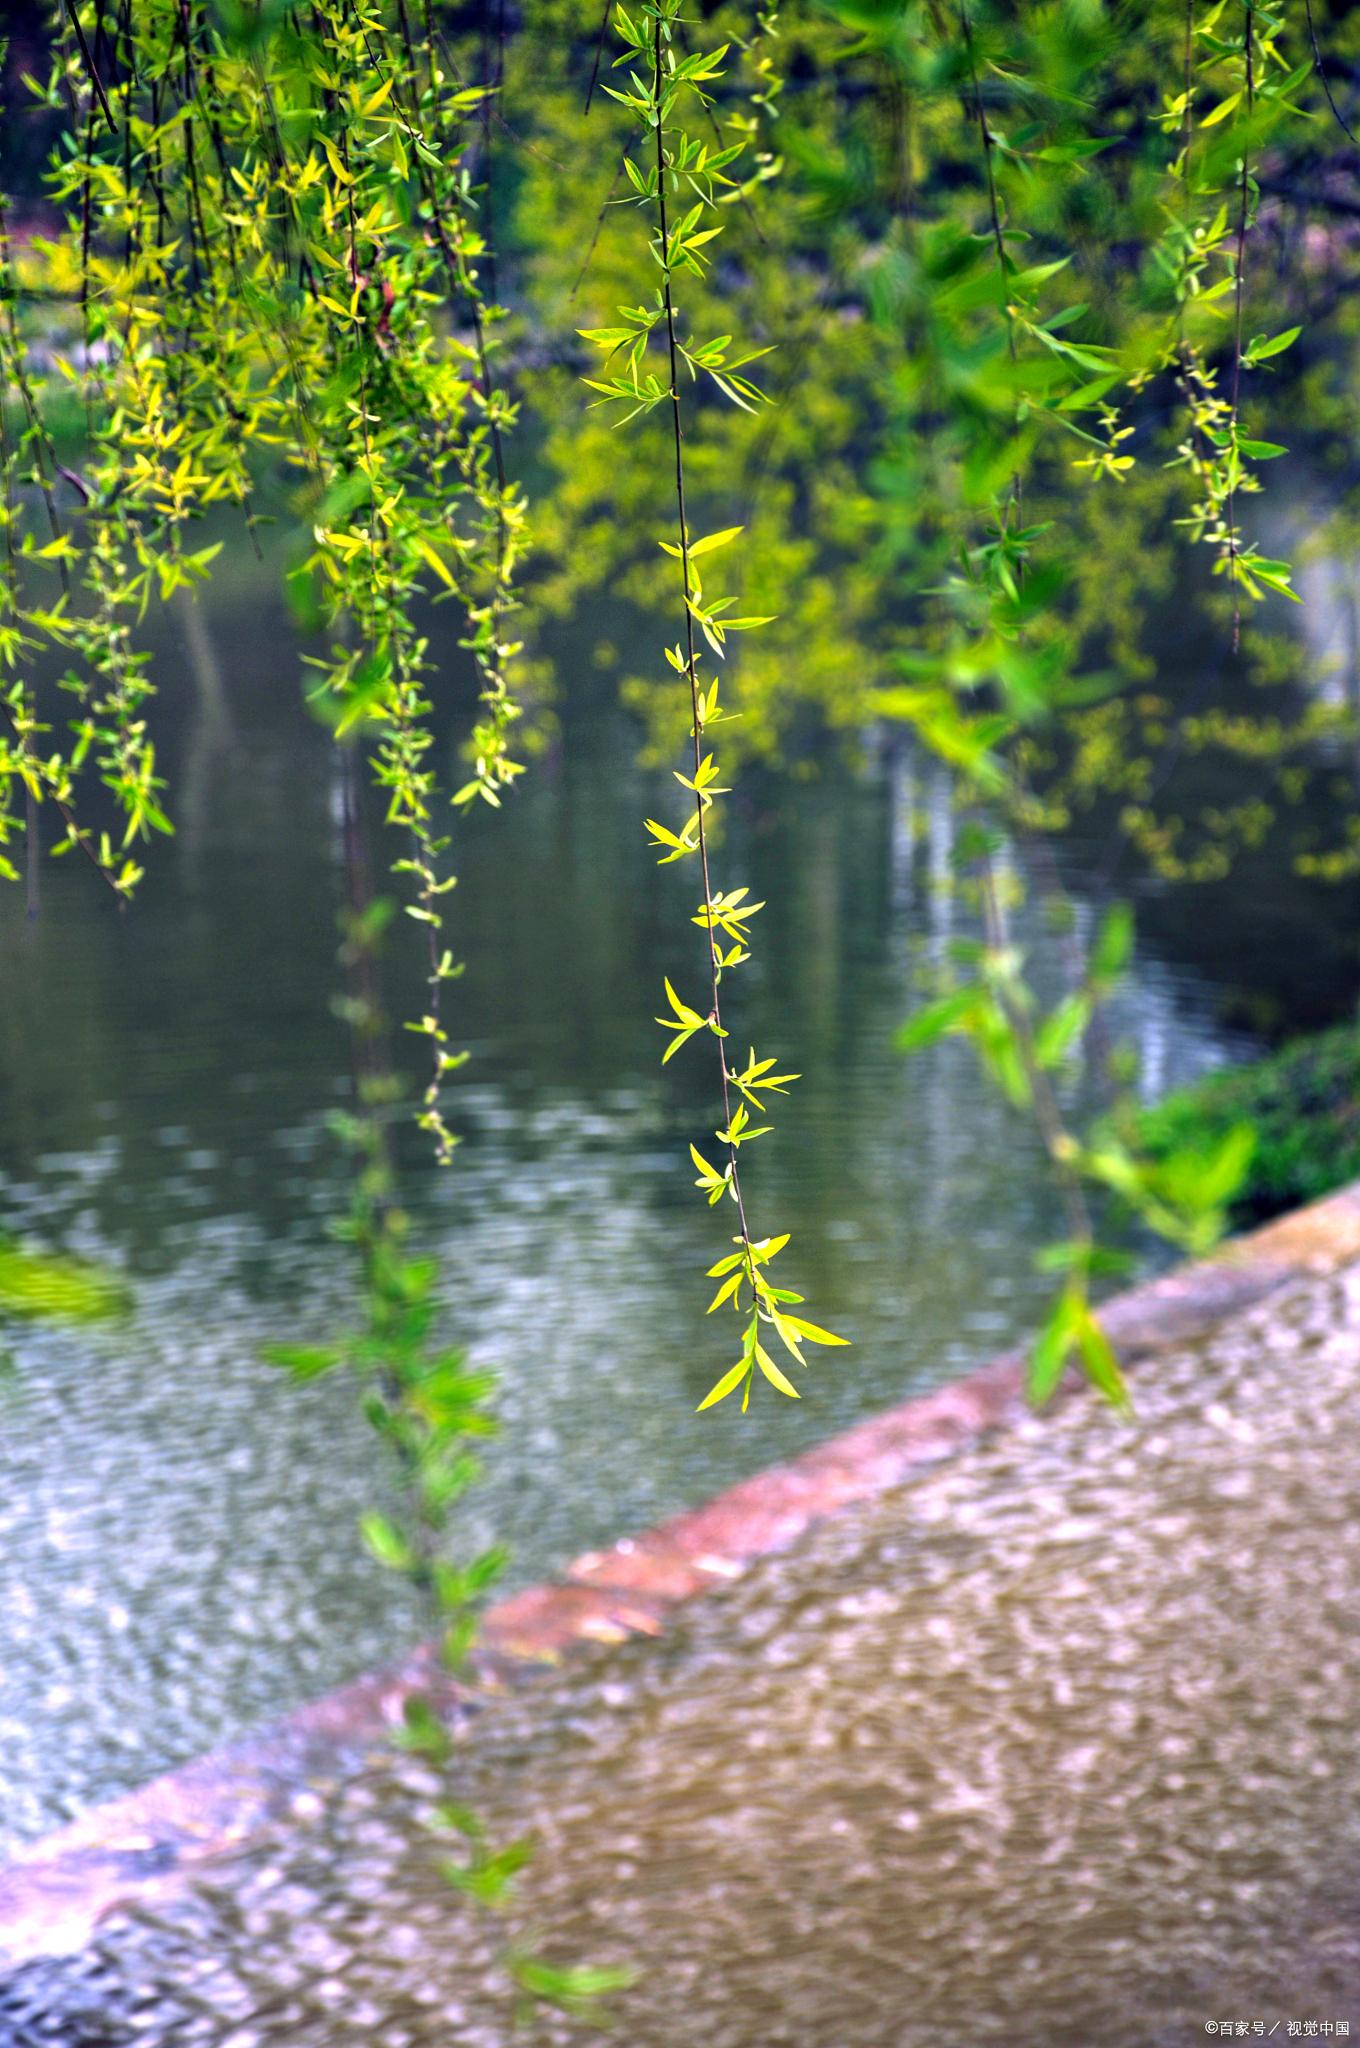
[4,1195,1360,2045]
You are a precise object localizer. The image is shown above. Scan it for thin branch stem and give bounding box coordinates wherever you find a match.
[652,12,755,1275]
[584,0,614,113]
[1303,0,1358,146]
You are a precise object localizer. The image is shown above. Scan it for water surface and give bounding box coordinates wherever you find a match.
[0,540,1336,1844]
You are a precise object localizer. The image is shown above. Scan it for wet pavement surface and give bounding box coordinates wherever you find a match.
[4,1249,1360,2047]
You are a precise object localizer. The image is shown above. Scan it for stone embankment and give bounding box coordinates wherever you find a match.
[4,1188,1360,2045]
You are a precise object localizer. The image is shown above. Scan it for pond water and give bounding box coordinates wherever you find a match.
[0,519,1348,1847]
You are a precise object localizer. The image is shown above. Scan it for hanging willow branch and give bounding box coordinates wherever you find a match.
[9,3,628,2022]
[580,0,848,1410]
[1,0,529,1161]
[1154,0,1304,625]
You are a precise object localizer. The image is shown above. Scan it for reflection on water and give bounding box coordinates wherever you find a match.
[0,549,1315,1843]
[5,1249,1359,2045]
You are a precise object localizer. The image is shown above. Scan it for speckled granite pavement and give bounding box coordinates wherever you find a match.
[5,1190,1360,2047]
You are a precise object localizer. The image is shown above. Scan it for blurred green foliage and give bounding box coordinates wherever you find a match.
[0,1240,127,1323]
[7,0,1357,1415]
[1134,1018,1360,1225]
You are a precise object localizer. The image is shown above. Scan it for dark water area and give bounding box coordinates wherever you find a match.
[0,504,1354,1845]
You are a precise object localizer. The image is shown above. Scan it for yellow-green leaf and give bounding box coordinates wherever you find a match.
[697,1358,751,1411]
[754,1343,800,1398]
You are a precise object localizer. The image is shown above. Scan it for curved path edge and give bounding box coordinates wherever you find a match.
[6,1182,1360,1966]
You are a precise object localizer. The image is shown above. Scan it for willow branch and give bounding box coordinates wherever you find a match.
[653,13,755,1271]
